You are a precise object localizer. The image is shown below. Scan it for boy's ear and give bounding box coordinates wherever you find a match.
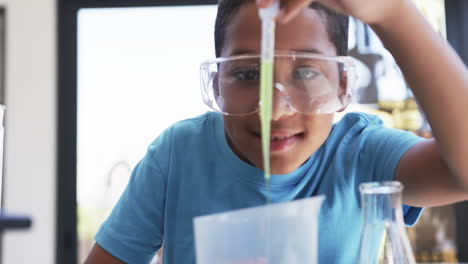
[337,70,348,113]
[337,106,348,112]
[339,70,347,98]
[213,72,220,97]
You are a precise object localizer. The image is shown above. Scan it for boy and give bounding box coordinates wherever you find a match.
[86,0,468,263]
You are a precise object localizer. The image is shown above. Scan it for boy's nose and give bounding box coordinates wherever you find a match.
[271,83,295,121]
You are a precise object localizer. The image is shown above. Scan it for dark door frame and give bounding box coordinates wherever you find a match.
[446,1,468,261]
[57,1,216,263]
[58,1,468,263]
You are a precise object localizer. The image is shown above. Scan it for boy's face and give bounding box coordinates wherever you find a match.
[222,3,337,175]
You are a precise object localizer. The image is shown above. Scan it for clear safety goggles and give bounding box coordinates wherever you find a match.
[200,51,358,116]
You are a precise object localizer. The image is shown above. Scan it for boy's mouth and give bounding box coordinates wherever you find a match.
[252,131,304,152]
[271,135,295,140]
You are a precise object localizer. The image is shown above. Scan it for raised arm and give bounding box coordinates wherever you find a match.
[258,0,468,206]
[85,243,126,264]
[366,0,468,206]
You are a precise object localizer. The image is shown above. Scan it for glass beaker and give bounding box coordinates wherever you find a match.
[193,196,324,264]
[358,181,416,264]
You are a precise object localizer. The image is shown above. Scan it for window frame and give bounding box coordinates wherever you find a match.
[57,1,216,263]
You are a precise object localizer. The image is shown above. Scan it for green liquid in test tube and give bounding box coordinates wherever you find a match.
[260,60,273,202]
[259,1,279,203]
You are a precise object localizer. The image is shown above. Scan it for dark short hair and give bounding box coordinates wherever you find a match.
[214,0,349,57]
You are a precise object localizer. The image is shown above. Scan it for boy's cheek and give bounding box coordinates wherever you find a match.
[224,119,261,165]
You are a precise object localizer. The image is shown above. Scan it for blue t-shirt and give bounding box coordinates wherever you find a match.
[95,111,425,264]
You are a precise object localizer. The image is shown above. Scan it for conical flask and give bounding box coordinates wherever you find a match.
[357,181,416,264]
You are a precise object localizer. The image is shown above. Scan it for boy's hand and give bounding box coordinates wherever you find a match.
[256,0,404,26]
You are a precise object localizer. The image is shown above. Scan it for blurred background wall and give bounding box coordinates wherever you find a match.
[0,0,57,263]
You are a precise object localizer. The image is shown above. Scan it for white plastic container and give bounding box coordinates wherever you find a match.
[193,196,324,264]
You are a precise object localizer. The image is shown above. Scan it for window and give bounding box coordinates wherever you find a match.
[76,5,217,262]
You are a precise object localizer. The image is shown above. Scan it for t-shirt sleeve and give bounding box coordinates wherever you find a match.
[95,130,171,263]
[356,114,425,226]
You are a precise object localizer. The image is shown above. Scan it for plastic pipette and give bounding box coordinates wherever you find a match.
[259,1,279,201]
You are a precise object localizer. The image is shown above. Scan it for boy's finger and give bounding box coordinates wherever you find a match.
[277,0,315,24]
[256,0,276,8]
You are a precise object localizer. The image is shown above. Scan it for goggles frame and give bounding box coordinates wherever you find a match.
[200,51,358,116]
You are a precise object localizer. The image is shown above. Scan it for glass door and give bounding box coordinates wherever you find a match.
[77,5,217,262]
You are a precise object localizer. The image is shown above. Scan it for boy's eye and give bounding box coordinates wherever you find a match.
[293,67,320,80]
[233,69,260,81]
